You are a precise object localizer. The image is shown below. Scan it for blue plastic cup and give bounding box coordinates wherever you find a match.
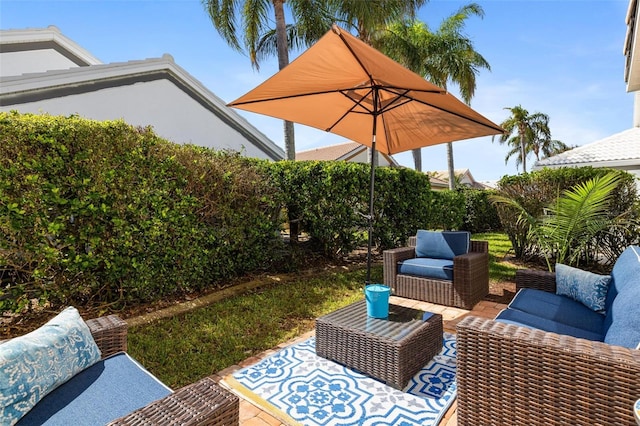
[364,284,391,318]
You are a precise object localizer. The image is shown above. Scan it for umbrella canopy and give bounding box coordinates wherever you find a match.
[228,24,504,283]
[229,25,504,154]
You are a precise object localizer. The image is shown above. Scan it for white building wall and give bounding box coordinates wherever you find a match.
[634,91,640,127]
[0,49,80,77]
[0,79,276,159]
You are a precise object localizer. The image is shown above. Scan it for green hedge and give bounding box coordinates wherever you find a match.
[1,111,505,312]
[460,188,502,233]
[262,161,434,256]
[0,112,284,312]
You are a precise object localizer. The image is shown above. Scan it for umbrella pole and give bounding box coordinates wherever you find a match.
[366,111,378,284]
[366,141,375,284]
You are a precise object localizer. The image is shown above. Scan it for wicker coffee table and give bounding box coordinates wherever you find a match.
[315,300,443,389]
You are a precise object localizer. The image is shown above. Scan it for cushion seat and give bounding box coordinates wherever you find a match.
[17,352,172,425]
[397,257,454,281]
[495,308,605,342]
[507,288,605,335]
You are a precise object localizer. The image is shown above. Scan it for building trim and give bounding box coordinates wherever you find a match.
[0,56,284,161]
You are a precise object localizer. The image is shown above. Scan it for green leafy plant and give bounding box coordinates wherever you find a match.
[492,171,637,270]
[494,167,639,261]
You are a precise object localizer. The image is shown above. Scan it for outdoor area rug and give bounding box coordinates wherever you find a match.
[223,333,457,426]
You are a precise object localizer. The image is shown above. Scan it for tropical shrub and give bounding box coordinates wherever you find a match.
[493,167,639,267]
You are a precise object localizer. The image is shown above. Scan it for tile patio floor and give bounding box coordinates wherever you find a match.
[213,297,508,426]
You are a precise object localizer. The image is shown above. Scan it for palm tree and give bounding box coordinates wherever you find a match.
[204,0,330,161]
[373,4,489,189]
[532,135,571,162]
[494,105,558,173]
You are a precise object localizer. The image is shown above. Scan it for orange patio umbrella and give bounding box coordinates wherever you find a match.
[229,24,504,282]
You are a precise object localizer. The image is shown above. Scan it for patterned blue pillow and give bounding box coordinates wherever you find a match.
[0,307,101,425]
[556,263,611,313]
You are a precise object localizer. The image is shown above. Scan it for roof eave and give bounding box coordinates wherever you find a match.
[625,0,640,92]
[0,26,103,66]
[533,158,640,170]
[0,57,285,161]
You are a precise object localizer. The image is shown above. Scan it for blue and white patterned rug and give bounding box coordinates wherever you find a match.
[225,333,457,426]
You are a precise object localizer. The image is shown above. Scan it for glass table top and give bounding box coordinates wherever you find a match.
[317,299,436,341]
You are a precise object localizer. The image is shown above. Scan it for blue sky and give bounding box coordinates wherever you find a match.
[1,0,633,182]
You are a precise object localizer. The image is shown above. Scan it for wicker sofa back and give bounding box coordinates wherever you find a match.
[456,246,640,425]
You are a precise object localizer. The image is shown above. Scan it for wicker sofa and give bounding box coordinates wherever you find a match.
[383,230,489,309]
[456,245,640,425]
[1,308,239,425]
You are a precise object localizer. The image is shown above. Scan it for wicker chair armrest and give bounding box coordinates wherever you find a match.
[469,240,488,254]
[384,246,416,263]
[452,250,489,299]
[85,315,128,358]
[456,316,640,426]
[383,246,416,287]
[453,250,487,268]
[515,269,557,293]
[108,376,239,426]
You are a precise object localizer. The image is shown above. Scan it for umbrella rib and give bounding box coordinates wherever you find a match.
[409,96,505,132]
[326,88,375,132]
[229,88,358,106]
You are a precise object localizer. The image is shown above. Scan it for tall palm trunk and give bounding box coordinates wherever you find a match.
[519,131,527,173]
[446,142,455,190]
[273,0,295,161]
[273,0,299,242]
[412,148,422,172]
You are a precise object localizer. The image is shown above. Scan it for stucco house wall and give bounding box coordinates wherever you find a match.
[0,26,284,161]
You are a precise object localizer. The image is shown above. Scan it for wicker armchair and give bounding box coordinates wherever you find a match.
[455,269,640,426]
[383,236,489,309]
[76,315,239,425]
[2,314,239,425]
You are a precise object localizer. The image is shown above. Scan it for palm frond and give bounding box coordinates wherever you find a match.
[540,172,621,265]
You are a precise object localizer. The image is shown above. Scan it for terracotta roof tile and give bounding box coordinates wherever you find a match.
[296,141,361,161]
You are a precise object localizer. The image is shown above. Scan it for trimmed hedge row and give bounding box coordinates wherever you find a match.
[0,112,284,312]
[1,112,504,312]
[262,161,434,256]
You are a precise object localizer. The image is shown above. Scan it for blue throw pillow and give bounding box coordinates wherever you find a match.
[0,307,101,425]
[555,263,611,313]
[415,230,470,260]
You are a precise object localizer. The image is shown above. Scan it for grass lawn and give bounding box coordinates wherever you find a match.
[128,232,518,388]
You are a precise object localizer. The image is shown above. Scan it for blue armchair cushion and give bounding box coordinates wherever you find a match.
[397,258,454,281]
[555,263,610,312]
[415,230,470,260]
[0,307,102,425]
[507,288,605,336]
[16,352,172,425]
